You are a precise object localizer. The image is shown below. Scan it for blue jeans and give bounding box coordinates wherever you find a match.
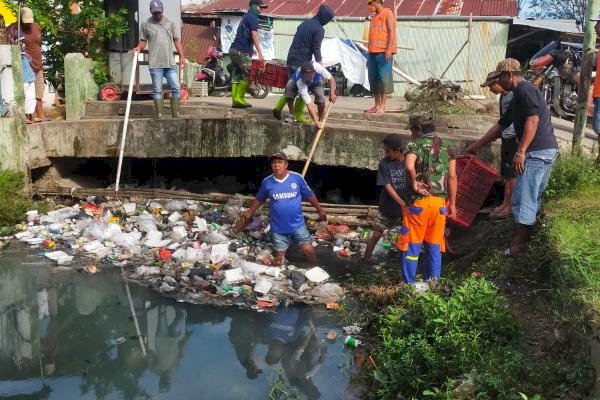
[593,97,600,134]
[512,148,558,226]
[149,66,181,100]
[271,225,312,252]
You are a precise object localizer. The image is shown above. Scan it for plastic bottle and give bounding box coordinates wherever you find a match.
[344,336,361,348]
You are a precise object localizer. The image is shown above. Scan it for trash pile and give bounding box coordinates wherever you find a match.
[404,77,473,114]
[10,196,400,310]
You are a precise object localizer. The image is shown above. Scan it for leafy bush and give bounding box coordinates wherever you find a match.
[372,278,526,400]
[0,170,31,233]
[545,155,600,199]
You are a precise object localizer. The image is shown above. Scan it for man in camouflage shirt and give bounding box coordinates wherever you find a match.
[398,113,458,285]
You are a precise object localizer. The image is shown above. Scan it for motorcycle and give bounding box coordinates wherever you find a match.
[195,46,270,99]
[528,41,582,118]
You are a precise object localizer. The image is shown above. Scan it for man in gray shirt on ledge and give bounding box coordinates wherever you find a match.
[133,0,186,118]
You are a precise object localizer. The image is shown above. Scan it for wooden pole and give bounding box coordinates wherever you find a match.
[573,0,600,154]
[301,102,334,177]
[466,14,473,93]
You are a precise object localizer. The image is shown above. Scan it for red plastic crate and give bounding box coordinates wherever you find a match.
[249,60,288,88]
[448,155,498,228]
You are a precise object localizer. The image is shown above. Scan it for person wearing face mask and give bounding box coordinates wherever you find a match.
[284,61,336,126]
[132,0,186,119]
[365,0,397,115]
[229,0,267,108]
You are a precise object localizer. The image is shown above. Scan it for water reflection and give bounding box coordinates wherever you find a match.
[0,249,351,400]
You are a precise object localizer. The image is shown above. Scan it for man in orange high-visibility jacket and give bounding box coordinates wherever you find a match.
[590,14,600,163]
[365,0,397,116]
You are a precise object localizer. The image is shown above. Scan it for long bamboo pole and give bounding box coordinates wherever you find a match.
[302,102,334,177]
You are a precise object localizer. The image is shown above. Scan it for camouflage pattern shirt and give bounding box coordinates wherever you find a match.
[405,133,458,201]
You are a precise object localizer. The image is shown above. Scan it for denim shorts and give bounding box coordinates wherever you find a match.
[367,52,394,95]
[593,97,600,134]
[512,148,558,226]
[271,225,312,252]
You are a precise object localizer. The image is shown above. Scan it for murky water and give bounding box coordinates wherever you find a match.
[0,248,357,400]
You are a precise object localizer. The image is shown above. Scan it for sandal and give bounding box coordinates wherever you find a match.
[33,117,43,123]
[491,210,511,219]
[363,106,377,113]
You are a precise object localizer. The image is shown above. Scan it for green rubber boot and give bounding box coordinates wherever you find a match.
[231,82,241,108]
[293,97,311,124]
[272,94,287,120]
[170,97,181,118]
[153,99,164,119]
[236,80,252,108]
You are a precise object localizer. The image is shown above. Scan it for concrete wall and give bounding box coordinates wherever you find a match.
[24,116,500,171]
[64,54,99,121]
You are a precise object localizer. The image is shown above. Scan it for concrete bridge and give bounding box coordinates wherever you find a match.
[24,97,501,179]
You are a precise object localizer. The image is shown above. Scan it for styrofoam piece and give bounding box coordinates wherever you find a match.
[195,217,208,233]
[210,243,230,264]
[44,251,74,265]
[83,240,106,254]
[15,231,34,240]
[172,226,187,240]
[224,267,244,284]
[254,277,273,294]
[168,211,182,224]
[305,267,330,283]
[123,203,137,215]
[265,267,282,278]
[136,265,161,275]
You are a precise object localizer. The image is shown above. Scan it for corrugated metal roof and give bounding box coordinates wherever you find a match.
[184,0,517,17]
[181,24,220,64]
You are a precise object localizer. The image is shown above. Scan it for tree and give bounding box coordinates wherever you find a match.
[527,0,587,23]
[5,0,128,88]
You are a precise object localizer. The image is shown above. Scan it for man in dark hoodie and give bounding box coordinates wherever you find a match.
[272,5,335,123]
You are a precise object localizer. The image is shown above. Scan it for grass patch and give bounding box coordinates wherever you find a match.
[0,170,31,235]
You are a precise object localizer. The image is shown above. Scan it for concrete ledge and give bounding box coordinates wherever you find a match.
[25,116,501,171]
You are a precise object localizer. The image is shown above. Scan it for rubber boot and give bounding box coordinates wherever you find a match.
[231,82,240,108]
[272,94,287,120]
[170,97,181,118]
[293,97,310,124]
[153,99,164,119]
[236,80,252,108]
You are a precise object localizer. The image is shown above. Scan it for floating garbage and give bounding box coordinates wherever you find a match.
[6,197,408,309]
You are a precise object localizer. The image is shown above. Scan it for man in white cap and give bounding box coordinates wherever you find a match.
[19,7,47,122]
[132,0,186,119]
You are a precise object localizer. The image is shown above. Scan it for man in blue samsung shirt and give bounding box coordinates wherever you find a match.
[241,152,327,265]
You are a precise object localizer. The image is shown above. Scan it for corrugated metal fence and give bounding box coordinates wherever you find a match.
[271,18,509,98]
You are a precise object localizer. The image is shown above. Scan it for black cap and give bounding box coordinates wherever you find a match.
[382,134,403,150]
[270,152,287,162]
[301,62,316,82]
[249,0,268,8]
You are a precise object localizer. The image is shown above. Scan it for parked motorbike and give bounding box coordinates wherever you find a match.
[195,46,270,99]
[528,41,582,118]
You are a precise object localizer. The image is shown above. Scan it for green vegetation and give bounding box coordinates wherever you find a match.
[5,0,128,86]
[358,155,599,399]
[0,170,30,235]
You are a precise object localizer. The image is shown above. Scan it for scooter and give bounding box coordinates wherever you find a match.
[195,46,270,99]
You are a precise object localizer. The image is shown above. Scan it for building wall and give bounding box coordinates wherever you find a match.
[271,18,509,98]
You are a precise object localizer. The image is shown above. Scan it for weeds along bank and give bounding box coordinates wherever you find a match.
[360,155,600,399]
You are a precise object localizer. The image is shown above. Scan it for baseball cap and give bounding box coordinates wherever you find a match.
[480,70,501,87]
[249,0,268,8]
[407,112,434,129]
[300,62,316,82]
[495,58,521,73]
[382,134,403,150]
[269,152,287,162]
[21,7,34,24]
[149,0,164,13]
